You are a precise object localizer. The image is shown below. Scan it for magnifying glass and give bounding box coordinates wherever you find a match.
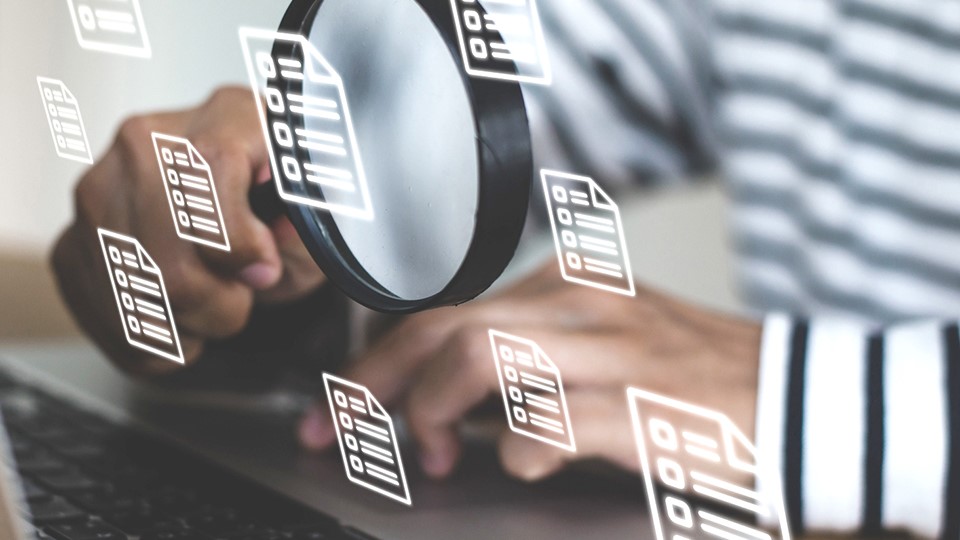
[247,0,533,314]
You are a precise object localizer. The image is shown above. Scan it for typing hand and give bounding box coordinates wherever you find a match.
[299,262,761,481]
[51,87,324,376]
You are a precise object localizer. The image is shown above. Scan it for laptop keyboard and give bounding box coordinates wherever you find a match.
[0,369,382,540]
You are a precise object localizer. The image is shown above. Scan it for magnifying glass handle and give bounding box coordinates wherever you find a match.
[249,181,287,223]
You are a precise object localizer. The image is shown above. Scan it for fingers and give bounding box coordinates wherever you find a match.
[50,223,206,375]
[403,325,498,478]
[296,310,475,453]
[343,294,596,408]
[340,309,467,405]
[399,325,640,479]
[190,140,281,289]
[498,389,638,482]
[299,401,337,450]
[186,90,281,289]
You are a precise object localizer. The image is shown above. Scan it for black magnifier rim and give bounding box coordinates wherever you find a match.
[273,0,532,314]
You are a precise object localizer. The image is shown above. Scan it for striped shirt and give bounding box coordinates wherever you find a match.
[528,0,960,536]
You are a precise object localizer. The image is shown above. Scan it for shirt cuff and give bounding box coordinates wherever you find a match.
[755,312,791,529]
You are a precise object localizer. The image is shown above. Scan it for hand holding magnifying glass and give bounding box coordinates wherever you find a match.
[51,87,326,374]
[52,0,532,371]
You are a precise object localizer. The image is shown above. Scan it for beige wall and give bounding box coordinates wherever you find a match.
[0,0,285,255]
[0,1,286,337]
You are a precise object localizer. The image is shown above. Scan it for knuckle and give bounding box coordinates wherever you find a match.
[205,86,246,108]
[396,314,439,345]
[404,394,433,429]
[446,326,491,370]
[50,228,80,285]
[498,442,538,481]
[73,175,105,225]
[191,137,244,170]
[116,115,156,149]
[190,139,250,207]
[162,259,209,311]
[211,294,254,337]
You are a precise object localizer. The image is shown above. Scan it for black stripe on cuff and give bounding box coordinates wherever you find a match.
[785,319,809,534]
[863,332,885,533]
[942,323,960,539]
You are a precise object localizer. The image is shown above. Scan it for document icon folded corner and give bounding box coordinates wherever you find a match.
[323,373,412,506]
[37,77,93,165]
[97,228,185,365]
[240,28,375,221]
[489,330,576,453]
[541,169,635,297]
[627,387,792,540]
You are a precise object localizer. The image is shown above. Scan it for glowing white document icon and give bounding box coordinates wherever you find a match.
[240,28,373,220]
[451,0,551,85]
[627,389,791,540]
[489,330,576,452]
[323,373,411,505]
[542,169,635,297]
[98,229,184,365]
[151,134,230,252]
[66,0,151,58]
[37,78,92,165]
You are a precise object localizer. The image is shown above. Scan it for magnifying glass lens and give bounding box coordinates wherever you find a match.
[304,0,480,301]
[251,0,532,313]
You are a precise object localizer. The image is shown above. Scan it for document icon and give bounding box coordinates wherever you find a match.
[323,373,411,505]
[627,389,791,540]
[489,330,576,452]
[66,0,151,58]
[542,169,635,297]
[98,229,184,364]
[451,0,551,85]
[37,77,92,165]
[152,134,230,252]
[240,28,374,220]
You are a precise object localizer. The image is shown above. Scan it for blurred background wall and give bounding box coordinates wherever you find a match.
[0,1,285,338]
[0,0,739,340]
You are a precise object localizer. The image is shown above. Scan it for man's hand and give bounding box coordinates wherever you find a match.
[51,87,325,377]
[299,262,762,482]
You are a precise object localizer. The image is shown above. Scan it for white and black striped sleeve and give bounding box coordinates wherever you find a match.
[757,314,960,538]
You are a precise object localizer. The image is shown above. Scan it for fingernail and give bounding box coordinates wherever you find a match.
[299,409,333,450]
[420,449,453,478]
[518,461,552,482]
[257,163,273,184]
[239,262,280,289]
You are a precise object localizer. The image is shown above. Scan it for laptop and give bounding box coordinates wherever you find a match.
[0,341,648,539]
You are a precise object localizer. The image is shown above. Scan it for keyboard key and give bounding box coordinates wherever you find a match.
[343,526,382,540]
[68,490,142,514]
[9,437,37,459]
[27,497,87,525]
[44,521,127,540]
[0,368,377,540]
[280,525,353,540]
[143,486,199,513]
[99,507,178,535]
[17,450,68,475]
[36,469,102,493]
[140,529,211,540]
[0,392,44,421]
[20,479,51,504]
